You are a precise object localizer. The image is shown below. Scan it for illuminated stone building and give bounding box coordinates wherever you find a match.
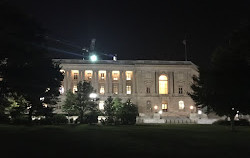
[54,59,198,120]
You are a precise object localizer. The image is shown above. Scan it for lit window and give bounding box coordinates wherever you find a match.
[100,85,105,94]
[99,101,104,110]
[113,84,118,94]
[73,86,77,94]
[112,71,120,80]
[146,87,150,93]
[99,70,106,80]
[179,87,183,94]
[85,70,93,80]
[126,85,131,94]
[162,103,168,112]
[126,71,132,80]
[159,75,168,94]
[72,70,79,80]
[59,86,64,94]
[179,101,185,109]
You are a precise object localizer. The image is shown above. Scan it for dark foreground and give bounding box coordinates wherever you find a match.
[1,124,250,158]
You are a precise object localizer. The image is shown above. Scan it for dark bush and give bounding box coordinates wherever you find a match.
[0,114,10,124]
[51,114,68,125]
[12,115,29,125]
[213,119,250,126]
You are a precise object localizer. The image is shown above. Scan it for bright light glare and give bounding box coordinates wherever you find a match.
[90,55,97,62]
[198,110,202,114]
[158,110,163,114]
[190,105,194,110]
[89,93,97,99]
[154,105,158,110]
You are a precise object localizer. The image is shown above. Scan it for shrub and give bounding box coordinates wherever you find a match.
[213,119,250,126]
[12,115,29,125]
[51,114,68,125]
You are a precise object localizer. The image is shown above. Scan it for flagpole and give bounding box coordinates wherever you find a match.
[183,39,187,61]
[185,41,187,61]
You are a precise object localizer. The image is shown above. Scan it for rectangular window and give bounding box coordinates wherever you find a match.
[100,85,105,94]
[85,70,93,80]
[112,71,120,80]
[179,87,183,94]
[146,87,150,93]
[72,70,79,80]
[99,101,104,110]
[73,73,78,80]
[73,85,77,94]
[99,70,106,80]
[113,84,118,94]
[126,71,132,80]
[162,103,168,112]
[126,85,131,94]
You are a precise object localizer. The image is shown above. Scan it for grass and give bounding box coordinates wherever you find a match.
[1,124,250,158]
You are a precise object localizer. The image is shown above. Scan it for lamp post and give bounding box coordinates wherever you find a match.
[89,93,98,101]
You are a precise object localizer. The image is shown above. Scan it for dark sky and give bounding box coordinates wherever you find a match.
[9,0,250,66]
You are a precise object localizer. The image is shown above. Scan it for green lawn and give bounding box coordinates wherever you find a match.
[1,124,250,158]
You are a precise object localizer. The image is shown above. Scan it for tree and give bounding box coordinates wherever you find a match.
[63,81,99,124]
[0,2,64,122]
[62,90,78,117]
[103,96,115,124]
[189,24,250,130]
[117,99,139,125]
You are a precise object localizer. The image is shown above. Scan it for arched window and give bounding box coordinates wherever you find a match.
[159,75,168,94]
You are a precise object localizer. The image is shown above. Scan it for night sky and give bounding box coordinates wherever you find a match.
[9,0,250,66]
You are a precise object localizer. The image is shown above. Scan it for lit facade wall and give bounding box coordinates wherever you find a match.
[55,59,198,117]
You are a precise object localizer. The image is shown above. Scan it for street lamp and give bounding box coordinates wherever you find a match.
[89,93,98,101]
[90,54,98,62]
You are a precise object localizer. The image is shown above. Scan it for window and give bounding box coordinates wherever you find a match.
[112,71,120,80]
[146,101,152,112]
[85,70,93,80]
[99,70,106,80]
[59,86,64,94]
[72,70,79,80]
[162,103,168,112]
[99,101,104,110]
[159,75,168,94]
[73,86,77,94]
[126,85,131,94]
[179,87,183,94]
[100,85,105,94]
[146,87,150,93]
[74,73,78,80]
[126,71,132,80]
[113,84,118,94]
[179,101,185,109]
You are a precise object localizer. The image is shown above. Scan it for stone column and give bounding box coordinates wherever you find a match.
[119,71,123,94]
[108,71,112,94]
[105,71,108,94]
[132,71,136,94]
[123,71,126,94]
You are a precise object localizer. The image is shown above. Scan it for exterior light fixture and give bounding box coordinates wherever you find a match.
[89,93,97,99]
[190,105,194,110]
[159,110,163,114]
[154,105,158,110]
[198,110,202,114]
[90,54,98,62]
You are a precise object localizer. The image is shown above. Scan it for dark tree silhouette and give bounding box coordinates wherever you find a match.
[0,2,63,121]
[189,24,250,130]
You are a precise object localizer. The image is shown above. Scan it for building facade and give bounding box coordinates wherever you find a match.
[54,59,198,118]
